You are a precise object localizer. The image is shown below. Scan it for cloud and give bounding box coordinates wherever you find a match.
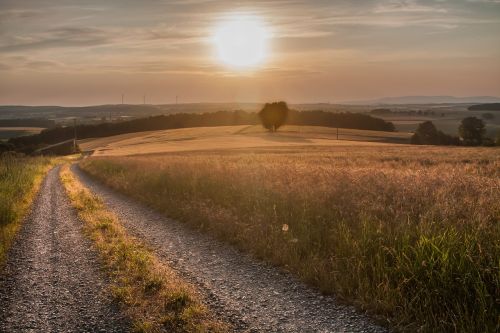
[24,60,62,70]
[374,0,448,13]
[0,9,42,20]
[0,26,113,52]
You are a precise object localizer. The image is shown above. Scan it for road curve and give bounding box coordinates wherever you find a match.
[73,164,387,333]
[0,166,129,333]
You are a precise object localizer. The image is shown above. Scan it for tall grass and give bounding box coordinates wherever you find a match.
[80,145,500,332]
[0,153,54,266]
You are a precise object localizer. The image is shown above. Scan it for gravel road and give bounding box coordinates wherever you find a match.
[0,166,129,333]
[73,165,387,333]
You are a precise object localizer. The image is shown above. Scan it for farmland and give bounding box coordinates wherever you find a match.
[79,125,411,156]
[0,127,45,140]
[79,138,500,332]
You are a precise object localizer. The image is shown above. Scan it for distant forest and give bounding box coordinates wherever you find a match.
[6,110,395,153]
[468,103,500,111]
[0,118,56,128]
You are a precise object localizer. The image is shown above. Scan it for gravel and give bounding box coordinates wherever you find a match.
[73,164,388,333]
[0,166,129,333]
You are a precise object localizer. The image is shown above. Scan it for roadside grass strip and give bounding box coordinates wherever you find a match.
[0,154,55,267]
[60,164,228,333]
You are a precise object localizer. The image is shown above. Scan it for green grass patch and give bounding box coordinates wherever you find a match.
[0,153,54,266]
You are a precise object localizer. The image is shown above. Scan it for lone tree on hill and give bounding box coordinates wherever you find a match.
[259,101,289,132]
[459,116,485,146]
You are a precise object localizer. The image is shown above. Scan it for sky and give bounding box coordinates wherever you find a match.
[0,0,499,106]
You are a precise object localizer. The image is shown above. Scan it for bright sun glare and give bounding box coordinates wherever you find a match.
[213,15,269,69]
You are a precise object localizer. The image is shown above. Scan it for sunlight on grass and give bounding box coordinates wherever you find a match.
[0,154,54,266]
[80,145,500,332]
[60,164,228,333]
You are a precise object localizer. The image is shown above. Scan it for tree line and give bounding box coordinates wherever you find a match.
[3,108,395,153]
[411,117,500,146]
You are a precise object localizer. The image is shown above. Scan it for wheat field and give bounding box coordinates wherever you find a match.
[80,144,500,332]
[79,125,411,156]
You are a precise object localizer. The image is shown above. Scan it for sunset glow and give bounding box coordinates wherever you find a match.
[0,0,499,105]
[213,15,270,68]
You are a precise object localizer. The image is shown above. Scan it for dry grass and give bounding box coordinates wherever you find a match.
[0,154,54,266]
[81,144,500,332]
[60,164,228,333]
[79,125,411,156]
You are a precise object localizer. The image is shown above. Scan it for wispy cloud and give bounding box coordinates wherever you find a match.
[0,26,113,52]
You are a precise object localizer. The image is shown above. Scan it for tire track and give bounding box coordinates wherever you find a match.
[0,166,129,333]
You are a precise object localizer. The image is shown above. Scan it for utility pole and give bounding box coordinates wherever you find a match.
[143,94,146,105]
[121,94,124,104]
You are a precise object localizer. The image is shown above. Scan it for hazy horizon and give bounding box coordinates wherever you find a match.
[3,95,500,108]
[1,0,499,105]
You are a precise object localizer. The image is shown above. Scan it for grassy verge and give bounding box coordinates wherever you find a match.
[80,146,500,332]
[0,153,55,266]
[60,164,227,333]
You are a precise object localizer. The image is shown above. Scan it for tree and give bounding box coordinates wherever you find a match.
[411,121,439,144]
[258,102,289,132]
[459,117,486,146]
[482,113,495,120]
[411,121,459,145]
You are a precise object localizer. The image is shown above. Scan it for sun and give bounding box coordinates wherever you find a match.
[213,15,270,69]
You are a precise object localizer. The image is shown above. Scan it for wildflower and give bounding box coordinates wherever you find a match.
[282,224,289,232]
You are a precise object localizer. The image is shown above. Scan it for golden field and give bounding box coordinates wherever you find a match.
[79,125,411,156]
[80,142,500,333]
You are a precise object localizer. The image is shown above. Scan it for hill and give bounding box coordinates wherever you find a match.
[7,111,395,153]
[346,96,500,105]
[79,125,411,156]
[468,103,500,111]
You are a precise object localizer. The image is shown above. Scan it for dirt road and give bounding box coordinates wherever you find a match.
[0,167,129,332]
[73,165,387,333]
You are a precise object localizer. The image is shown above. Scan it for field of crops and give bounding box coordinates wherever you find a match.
[78,125,412,156]
[80,144,500,332]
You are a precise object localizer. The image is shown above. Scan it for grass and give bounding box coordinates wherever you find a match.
[60,164,228,333]
[0,153,54,266]
[80,144,500,332]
